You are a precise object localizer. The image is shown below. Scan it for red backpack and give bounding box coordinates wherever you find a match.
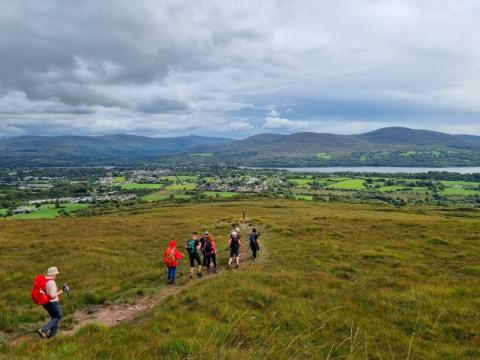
[31,275,52,305]
[163,248,176,267]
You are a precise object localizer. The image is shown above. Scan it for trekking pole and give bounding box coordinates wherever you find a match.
[182,259,186,285]
[63,283,73,312]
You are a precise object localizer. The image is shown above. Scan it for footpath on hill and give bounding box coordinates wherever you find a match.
[9,222,266,344]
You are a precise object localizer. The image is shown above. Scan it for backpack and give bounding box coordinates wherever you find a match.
[186,239,196,254]
[31,275,51,305]
[163,248,176,267]
[231,235,239,247]
[204,240,213,254]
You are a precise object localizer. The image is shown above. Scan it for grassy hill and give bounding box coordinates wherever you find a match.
[0,200,479,359]
[0,134,232,166]
[187,127,480,167]
[2,127,480,167]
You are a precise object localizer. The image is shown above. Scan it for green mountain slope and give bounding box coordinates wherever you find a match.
[2,127,480,167]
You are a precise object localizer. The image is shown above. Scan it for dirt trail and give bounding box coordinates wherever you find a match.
[6,221,265,345]
[65,221,261,334]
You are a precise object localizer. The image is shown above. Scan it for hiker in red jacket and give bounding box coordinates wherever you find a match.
[163,240,184,285]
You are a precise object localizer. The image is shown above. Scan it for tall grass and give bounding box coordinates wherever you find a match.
[0,200,479,358]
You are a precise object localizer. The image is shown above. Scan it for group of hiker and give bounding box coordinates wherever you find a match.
[31,224,261,339]
[162,225,261,285]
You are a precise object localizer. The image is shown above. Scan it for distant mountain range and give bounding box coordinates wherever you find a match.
[1,127,480,167]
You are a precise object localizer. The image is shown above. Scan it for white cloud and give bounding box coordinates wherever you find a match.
[262,109,309,131]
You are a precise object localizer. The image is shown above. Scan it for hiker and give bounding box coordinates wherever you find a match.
[204,233,218,273]
[231,224,241,239]
[163,240,184,285]
[185,232,203,278]
[199,231,208,266]
[249,228,261,261]
[34,266,70,339]
[227,231,242,269]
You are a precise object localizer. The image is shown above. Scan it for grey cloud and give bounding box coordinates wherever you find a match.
[1,0,480,137]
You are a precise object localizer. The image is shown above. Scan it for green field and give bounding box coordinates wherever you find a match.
[441,188,480,196]
[295,194,314,201]
[327,178,366,190]
[160,176,198,182]
[120,183,164,190]
[112,176,126,183]
[289,178,314,186]
[140,192,169,202]
[315,152,332,160]
[440,180,480,188]
[189,153,213,157]
[141,192,193,202]
[165,183,197,190]
[0,209,7,216]
[1,200,479,358]
[377,185,409,192]
[8,204,89,220]
[203,191,239,198]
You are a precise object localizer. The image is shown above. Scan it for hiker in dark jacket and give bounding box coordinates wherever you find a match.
[199,231,209,266]
[185,232,203,278]
[249,228,261,261]
[227,231,242,269]
[204,234,218,273]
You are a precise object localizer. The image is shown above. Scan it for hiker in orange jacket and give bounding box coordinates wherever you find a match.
[163,240,184,285]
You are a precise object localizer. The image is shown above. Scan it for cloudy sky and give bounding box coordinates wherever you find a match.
[1,0,480,138]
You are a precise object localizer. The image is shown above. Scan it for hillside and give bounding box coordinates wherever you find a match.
[2,127,480,167]
[175,127,480,167]
[1,200,479,358]
[0,134,232,167]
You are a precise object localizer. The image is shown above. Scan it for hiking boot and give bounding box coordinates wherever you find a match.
[213,268,219,273]
[227,265,231,270]
[190,274,193,279]
[37,329,47,339]
[197,272,203,278]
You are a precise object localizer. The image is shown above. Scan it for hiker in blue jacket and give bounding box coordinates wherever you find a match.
[249,228,261,261]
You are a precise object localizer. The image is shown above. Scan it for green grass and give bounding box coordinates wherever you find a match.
[0,209,7,216]
[120,183,164,190]
[203,191,239,198]
[140,192,169,202]
[315,152,332,160]
[441,188,480,196]
[165,183,197,191]
[400,151,417,157]
[289,178,314,186]
[189,153,213,157]
[295,194,314,201]
[328,178,366,190]
[1,200,479,359]
[141,192,193,202]
[112,176,126,183]
[377,186,409,192]
[9,204,89,220]
[160,176,198,182]
[440,180,480,188]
